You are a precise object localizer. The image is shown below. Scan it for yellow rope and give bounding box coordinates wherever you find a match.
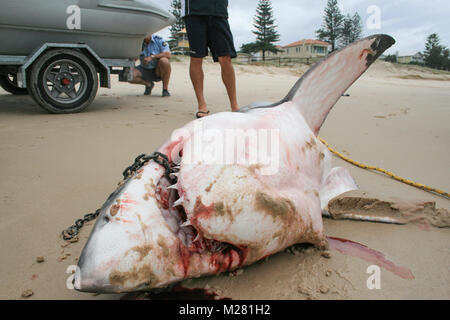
[319,138,450,199]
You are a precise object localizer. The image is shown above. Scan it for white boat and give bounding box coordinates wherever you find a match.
[0,0,175,59]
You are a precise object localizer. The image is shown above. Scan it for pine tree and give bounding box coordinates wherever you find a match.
[442,48,450,71]
[339,13,362,47]
[316,0,344,51]
[351,13,363,42]
[168,0,185,49]
[339,14,353,47]
[424,33,445,69]
[252,0,280,61]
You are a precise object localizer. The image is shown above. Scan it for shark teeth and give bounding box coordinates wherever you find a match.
[167,184,178,190]
[173,196,184,207]
[170,172,179,178]
[180,220,191,227]
[193,233,201,242]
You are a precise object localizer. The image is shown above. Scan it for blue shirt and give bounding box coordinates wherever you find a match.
[140,35,170,69]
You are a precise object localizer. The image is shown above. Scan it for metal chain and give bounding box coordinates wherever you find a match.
[62,209,101,241]
[61,152,177,241]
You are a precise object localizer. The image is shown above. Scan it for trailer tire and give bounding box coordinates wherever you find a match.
[28,49,98,114]
[0,73,28,95]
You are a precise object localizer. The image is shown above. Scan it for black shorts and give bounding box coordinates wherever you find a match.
[184,15,237,62]
[136,65,161,82]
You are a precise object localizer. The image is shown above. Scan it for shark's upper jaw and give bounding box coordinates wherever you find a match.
[73,163,172,293]
[73,188,147,292]
[74,218,134,292]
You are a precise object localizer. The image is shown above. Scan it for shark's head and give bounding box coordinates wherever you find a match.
[73,127,268,293]
[73,160,190,293]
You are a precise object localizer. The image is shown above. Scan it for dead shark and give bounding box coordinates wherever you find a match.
[74,34,395,293]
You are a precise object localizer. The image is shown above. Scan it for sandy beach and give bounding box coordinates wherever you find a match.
[0,57,449,300]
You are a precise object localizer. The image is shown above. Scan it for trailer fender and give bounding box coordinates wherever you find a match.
[17,43,110,88]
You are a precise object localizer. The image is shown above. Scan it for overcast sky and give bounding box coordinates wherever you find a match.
[155,0,450,56]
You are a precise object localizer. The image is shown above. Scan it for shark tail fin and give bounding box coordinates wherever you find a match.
[283,34,395,136]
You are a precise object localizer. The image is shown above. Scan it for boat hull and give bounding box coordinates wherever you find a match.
[0,0,175,59]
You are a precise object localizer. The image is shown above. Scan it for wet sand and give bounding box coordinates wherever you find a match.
[0,58,449,299]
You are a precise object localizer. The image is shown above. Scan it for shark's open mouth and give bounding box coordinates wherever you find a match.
[155,176,229,254]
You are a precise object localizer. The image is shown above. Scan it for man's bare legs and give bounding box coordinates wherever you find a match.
[190,56,239,116]
[218,56,239,112]
[156,57,171,91]
[128,58,171,96]
[189,57,208,114]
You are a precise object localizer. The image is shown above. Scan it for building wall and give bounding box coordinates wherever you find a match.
[176,33,189,51]
[177,40,189,49]
[266,44,329,58]
[398,54,424,64]
[397,56,413,64]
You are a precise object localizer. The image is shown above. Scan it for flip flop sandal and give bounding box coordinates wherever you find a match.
[196,110,210,118]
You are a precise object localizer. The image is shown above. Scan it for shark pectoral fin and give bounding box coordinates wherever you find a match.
[320,167,359,215]
[284,35,395,135]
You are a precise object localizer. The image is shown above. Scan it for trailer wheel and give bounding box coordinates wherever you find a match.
[28,49,98,113]
[0,73,28,95]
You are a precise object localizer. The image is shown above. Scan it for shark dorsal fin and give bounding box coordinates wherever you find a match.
[286,34,395,135]
[242,35,395,135]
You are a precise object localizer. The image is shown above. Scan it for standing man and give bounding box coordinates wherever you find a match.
[129,34,171,97]
[182,0,239,118]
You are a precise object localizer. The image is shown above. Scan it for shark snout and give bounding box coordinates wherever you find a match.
[73,266,98,292]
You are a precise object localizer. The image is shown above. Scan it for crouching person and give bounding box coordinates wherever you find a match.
[129,34,171,97]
